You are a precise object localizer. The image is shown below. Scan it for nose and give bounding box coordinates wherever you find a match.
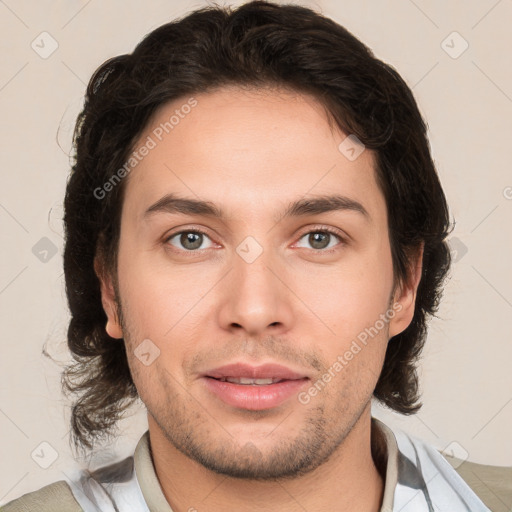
[217,247,294,337]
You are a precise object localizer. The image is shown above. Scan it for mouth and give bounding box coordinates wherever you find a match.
[208,376,290,385]
[203,361,309,381]
[201,362,310,410]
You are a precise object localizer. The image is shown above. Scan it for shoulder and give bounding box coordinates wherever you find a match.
[384,420,505,511]
[0,480,84,512]
[442,453,512,512]
[1,453,141,512]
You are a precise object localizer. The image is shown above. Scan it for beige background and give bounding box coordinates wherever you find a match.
[1,0,511,505]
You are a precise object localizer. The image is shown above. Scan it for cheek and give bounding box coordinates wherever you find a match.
[117,244,204,333]
[293,247,394,339]
[117,251,210,386]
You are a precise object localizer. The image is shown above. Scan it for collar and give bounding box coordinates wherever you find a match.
[78,415,488,511]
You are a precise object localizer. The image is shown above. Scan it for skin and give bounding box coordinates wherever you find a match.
[96,85,423,512]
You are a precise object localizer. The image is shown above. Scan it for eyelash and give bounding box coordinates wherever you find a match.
[164,225,346,256]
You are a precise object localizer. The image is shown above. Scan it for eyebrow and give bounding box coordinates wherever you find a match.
[143,192,369,223]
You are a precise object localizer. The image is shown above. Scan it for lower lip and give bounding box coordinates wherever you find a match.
[202,377,309,410]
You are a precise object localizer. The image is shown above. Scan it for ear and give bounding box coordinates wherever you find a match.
[94,253,123,339]
[388,243,424,338]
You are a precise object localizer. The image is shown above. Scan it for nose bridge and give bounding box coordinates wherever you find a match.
[235,239,274,293]
[218,236,293,335]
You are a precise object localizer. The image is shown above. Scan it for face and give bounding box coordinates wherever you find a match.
[97,85,420,480]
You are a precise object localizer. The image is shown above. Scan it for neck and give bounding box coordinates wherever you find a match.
[148,403,385,512]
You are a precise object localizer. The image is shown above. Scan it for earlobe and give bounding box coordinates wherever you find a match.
[388,243,424,339]
[94,255,124,339]
[106,318,123,339]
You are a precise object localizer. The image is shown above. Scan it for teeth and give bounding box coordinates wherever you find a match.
[220,377,282,385]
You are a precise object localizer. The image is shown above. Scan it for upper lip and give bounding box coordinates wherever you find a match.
[203,362,309,380]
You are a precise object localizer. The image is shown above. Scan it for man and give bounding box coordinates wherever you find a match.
[3,1,510,511]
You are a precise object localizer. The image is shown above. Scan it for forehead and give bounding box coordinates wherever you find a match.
[121,86,384,224]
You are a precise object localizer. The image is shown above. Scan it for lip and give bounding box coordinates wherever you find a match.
[201,362,310,410]
[202,376,309,410]
[203,362,308,380]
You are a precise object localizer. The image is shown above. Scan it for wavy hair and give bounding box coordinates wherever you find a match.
[61,0,452,455]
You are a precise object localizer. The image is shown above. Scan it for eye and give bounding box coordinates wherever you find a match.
[164,226,346,255]
[165,229,215,252]
[295,228,345,253]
